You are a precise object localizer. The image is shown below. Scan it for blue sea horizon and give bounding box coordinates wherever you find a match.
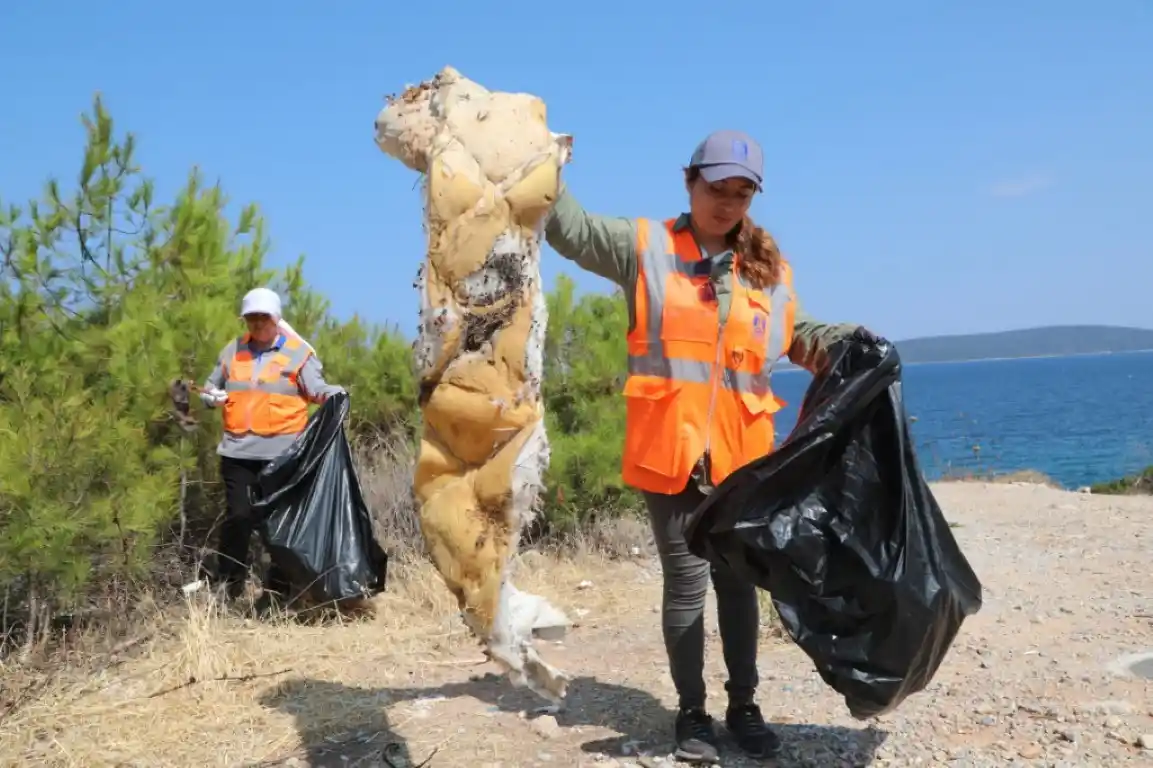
[769,350,1153,489]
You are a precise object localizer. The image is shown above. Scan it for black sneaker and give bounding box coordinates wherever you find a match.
[725,702,781,759]
[673,707,720,764]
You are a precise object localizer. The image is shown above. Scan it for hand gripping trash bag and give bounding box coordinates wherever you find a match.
[251,392,388,605]
[685,335,983,719]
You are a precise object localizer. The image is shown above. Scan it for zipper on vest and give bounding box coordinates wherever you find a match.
[700,257,733,478]
[245,347,264,433]
[702,316,725,467]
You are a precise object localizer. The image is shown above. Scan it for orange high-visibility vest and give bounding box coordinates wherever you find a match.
[621,217,797,495]
[221,335,312,437]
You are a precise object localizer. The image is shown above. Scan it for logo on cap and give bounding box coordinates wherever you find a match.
[732,140,749,160]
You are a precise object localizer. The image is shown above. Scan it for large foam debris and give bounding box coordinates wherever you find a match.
[373,66,573,701]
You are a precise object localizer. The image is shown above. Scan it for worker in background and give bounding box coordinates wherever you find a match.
[200,287,346,605]
[543,130,884,763]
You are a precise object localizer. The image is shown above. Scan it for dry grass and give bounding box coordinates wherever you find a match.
[351,431,655,561]
[354,430,423,560]
[0,430,660,767]
[0,543,660,767]
[0,544,790,767]
[1,434,743,766]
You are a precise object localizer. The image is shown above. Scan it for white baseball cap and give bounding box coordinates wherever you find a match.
[240,287,282,318]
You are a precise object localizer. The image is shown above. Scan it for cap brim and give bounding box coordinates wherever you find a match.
[698,164,763,191]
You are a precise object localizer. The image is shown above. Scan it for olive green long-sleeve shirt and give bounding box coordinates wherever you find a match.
[542,186,858,375]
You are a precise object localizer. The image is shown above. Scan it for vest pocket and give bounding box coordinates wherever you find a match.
[728,344,765,375]
[736,389,785,463]
[738,389,784,417]
[660,304,718,345]
[222,397,241,433]
[660,276,720,346]
[734,292,772,361]
[622,377,684,477]
[267,396,303,435]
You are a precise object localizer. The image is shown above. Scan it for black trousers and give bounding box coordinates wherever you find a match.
[218,456,291,599]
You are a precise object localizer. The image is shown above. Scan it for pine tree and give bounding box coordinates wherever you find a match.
[0,95,642,651]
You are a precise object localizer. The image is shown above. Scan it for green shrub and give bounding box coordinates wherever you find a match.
[1089,466,1153,495]
[0,95,643,647]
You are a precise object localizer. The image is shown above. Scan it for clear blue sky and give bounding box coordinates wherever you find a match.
[3,1,1150,340]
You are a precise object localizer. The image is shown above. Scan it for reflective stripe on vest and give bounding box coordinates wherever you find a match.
[628,220,793,393]
[222,336,311,436]
[619,217,796,494]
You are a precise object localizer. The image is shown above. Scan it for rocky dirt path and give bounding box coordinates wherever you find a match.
[4,482,1152,767]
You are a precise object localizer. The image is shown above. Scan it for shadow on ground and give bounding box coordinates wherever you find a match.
[255,679,408,768]
[257,673,888,766]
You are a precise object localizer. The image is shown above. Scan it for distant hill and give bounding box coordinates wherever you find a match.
[892,325,1153,364]
[771,325,1153,370]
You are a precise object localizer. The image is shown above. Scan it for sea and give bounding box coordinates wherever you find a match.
[769,350,1153,490]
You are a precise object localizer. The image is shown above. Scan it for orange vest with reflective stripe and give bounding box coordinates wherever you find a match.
[221,335,312,437]
[621,217,797,495]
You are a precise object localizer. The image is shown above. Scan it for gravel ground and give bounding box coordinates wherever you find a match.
[9,481,1152,767]
[271,482,1153,768]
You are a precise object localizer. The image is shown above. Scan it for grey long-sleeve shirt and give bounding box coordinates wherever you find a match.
[541,185,861,492]
[202,334,343,461]
[542,185,859,375]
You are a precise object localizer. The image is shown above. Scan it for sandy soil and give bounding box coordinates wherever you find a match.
[2,481,1151,767]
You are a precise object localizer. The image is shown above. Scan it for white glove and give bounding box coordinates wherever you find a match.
[200,387,228,407]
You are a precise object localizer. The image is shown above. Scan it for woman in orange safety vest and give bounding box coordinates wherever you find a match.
[200,287,346,607]
[542,130,883,763]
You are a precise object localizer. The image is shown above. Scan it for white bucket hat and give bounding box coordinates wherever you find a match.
[239,287,314,353]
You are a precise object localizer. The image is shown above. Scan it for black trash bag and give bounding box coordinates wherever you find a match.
[685,335,983,719]
[251,392,388,606]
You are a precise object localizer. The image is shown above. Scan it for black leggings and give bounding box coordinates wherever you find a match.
[218,456,291,598]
